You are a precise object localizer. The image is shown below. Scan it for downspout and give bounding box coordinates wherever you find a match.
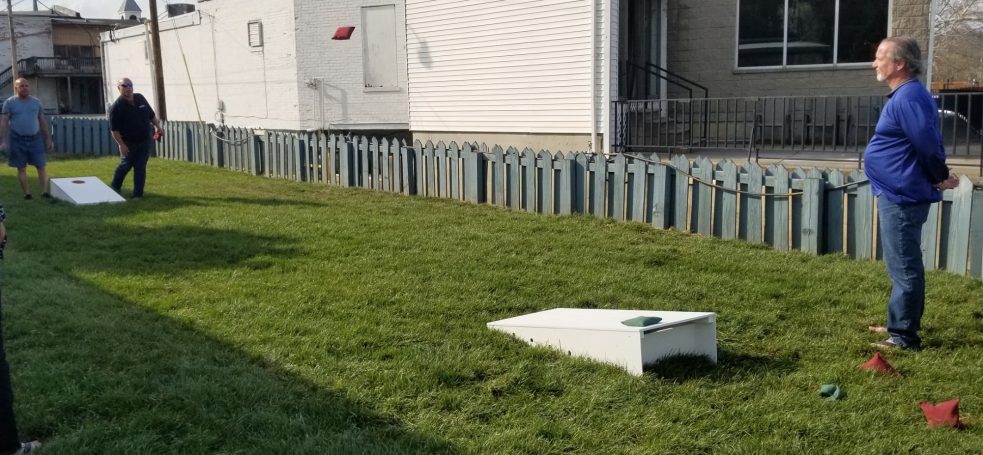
[590,0,598,154]
[925,0,936,88]
[101,35,109,111]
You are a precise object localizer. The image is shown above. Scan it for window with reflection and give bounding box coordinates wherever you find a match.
[737,0,888,68]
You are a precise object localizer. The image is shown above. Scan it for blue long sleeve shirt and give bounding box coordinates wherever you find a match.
[864,80,949,204]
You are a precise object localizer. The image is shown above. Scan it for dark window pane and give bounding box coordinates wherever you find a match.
[738,0,785,67]
[787,0,834,65]
[838,0,889,63]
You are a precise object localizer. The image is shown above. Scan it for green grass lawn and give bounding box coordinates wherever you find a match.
[1,156,980,454]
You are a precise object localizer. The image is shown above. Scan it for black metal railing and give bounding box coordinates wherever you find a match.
[619,60,708,100]
[618,60,710,152]
[613,92,983,168]
[0,57,102,89]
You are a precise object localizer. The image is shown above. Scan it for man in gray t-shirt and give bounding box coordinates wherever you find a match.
[0,78,54,199]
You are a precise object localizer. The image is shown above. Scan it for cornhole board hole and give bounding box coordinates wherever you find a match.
[50,177,126,205]
[488,308,717,375]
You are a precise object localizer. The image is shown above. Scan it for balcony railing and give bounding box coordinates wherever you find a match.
[0,57,102,89]
[612,92,983,165]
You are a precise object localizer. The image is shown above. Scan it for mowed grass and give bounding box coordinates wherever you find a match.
[0,156,980,454]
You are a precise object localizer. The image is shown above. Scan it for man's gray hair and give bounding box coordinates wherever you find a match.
[882,37,923,78]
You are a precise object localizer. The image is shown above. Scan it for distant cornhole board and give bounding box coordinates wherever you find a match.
[50,177,126,205]
[488,308,717,375]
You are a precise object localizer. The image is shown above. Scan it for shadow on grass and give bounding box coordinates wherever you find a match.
[3,256,463,454]
[185,195,334,209]
[1,178,461,452]
[645,349,799,381]
[1,190,298,277]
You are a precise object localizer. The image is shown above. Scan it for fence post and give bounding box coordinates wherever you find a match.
[611,153,626,220]
[767,164,790,251]
[651,161,671,229]
[671,155,690,230]
[628,157,645,223]
[574,153,587,214]
[824,170,845,254]
[969,184,983,279]
[591,153,606,218]
[848,170,874,260]
[539,150,554,214]
[489,145,503,206]
[944,176,974,274]
[213,125,224,168]
[465,143,485,204]
[693,157,714,235]
[522,148,537,213]
[557,152,572,214]
[400,140,413,195]
[800,170,825,254]
[422,141,435,197]
[340,139,354,186]
[717,160,738,240]
[448,142,460,200]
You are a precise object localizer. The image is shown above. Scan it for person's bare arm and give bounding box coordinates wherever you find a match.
[38,113,53,151]
[112,130,129,157]
[0,113,8,150]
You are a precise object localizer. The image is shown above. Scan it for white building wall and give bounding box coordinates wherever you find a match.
[101,0,302,130]
[405,0,604,141]
[293,0,409,131]
[0,14,55,99]
[0,14,55,62]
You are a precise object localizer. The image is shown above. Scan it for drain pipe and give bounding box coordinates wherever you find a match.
[590,0,598,154]
[925,0,937,89]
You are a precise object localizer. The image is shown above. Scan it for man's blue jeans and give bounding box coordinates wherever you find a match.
[877,197,931,348]
[111,138,152,197]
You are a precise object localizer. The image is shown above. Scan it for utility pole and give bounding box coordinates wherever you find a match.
[148,0,167,120]
[6,0,17,81]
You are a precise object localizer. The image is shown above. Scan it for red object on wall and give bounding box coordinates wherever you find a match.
[332,26,355,40]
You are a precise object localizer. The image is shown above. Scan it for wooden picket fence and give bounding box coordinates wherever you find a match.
[48,117,983,280]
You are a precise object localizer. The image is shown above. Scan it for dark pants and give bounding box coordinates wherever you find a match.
[0,291,21,454]
[877,197,931,348]
[111,139,152,197]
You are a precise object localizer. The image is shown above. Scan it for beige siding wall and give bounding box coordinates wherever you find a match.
[405,0,601,141]
[52,24,107,48]
[665,0,931,98]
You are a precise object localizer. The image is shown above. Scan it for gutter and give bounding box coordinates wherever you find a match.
[590,0,598,153]
[926,0,936,88]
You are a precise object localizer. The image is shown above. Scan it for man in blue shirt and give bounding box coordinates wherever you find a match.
[0,79,54,200]
[864,37,958,350]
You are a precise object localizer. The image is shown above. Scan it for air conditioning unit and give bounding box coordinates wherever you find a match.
[167,3,196,17]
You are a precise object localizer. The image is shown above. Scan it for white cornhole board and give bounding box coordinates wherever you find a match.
[488,308,716,375]
[50,177,126,205]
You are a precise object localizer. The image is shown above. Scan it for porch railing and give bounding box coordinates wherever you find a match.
[0,57,102,90]
[613,92,983,167]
